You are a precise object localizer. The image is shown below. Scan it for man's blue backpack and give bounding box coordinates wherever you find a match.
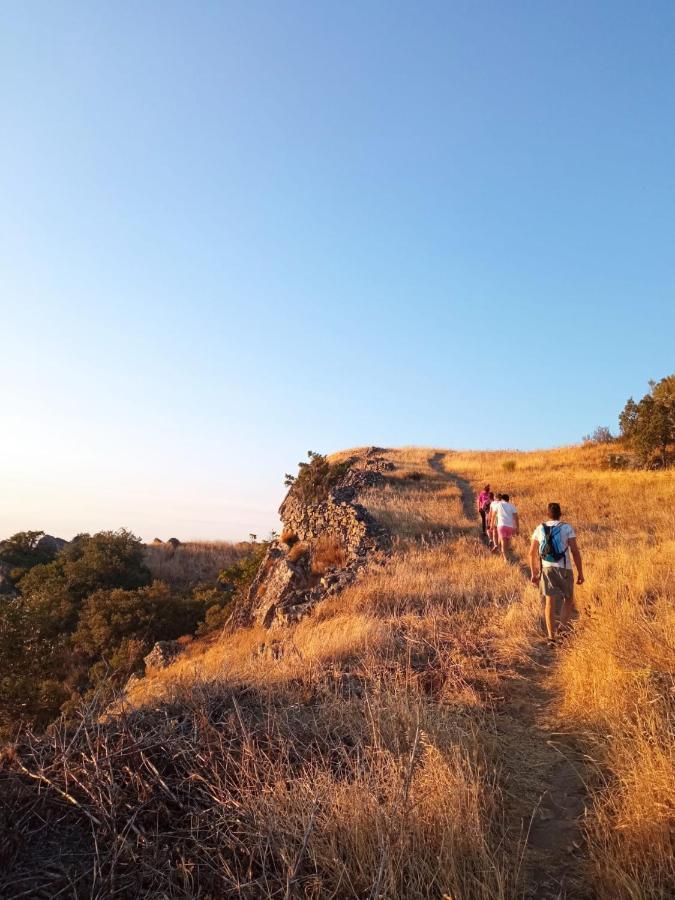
[539,523,567,564]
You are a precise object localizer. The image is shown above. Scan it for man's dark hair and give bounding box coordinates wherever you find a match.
[548,502,562,520]
[502,493,510,501]
[484,484,490,491]
[495,493,503,500]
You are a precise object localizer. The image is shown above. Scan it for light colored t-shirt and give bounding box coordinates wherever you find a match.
[495,501,518,528]
[531,520,576,569]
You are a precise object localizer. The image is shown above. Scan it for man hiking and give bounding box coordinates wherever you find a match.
[493,493,519,559]
[529,502,584,647]
[478,485,493,537]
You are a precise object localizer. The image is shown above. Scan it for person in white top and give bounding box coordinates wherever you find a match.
[493,493,519,559]
[487,492,502,550]
[529,502,584,647]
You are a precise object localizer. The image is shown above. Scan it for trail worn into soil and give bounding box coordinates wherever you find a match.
[428,453,591,899]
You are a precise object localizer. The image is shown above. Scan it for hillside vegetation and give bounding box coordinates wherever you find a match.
[1,445,673,899]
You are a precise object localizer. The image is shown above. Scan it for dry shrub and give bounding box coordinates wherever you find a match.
[280,528,298,546]
[310,531,347,575]
[287,541,309,563]
[1,682,514,899]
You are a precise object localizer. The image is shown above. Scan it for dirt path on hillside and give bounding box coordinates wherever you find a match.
[427,454,591,899]
[428,452,475,522]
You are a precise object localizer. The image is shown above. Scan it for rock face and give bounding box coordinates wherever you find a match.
[36,534,68,556]
[144,640,183,670]
[234,449,393,630]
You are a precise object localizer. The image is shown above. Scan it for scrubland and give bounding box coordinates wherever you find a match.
[2,446,672,898]
[144,539,251,589]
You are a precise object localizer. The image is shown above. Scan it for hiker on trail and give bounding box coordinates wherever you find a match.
[529,502,584,648]
[487,492,502,549]
[478,485,493,536]
[493,493,519,558]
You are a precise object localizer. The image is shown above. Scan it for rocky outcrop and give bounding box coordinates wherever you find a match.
[36,534,68,556]
[144,640,183,670]
[234,449,393,630]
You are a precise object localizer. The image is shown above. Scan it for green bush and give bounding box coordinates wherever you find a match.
[284,451,354,504]
[583,426,614,444]
[0,530,60,587]
[619,375,674,466]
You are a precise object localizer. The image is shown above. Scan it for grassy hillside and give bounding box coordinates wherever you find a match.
[144,539,253,589]
[2,446,673,899]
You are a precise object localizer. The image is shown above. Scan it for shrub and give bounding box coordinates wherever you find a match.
[0,531,60,586]
[583,426,614,444]
[287,542,309,564]
[311,532,347,575]
[502,459,516,472]
[280,529,298,546]
[619,375,674,466]
[285,451,354,504]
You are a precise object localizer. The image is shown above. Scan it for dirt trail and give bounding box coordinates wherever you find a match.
[427,453,591,899]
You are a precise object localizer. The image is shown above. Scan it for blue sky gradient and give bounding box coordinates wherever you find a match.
[2,2,673,539]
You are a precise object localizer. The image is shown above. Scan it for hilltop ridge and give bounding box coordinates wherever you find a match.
[1,445,673,899]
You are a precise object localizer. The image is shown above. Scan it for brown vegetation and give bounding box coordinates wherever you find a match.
[286,541,310,564]
[2,445,672,898]
[144,539,251,589]
[310,531,348,575]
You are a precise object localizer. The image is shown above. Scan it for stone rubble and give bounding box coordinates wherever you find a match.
[144,640,184,670]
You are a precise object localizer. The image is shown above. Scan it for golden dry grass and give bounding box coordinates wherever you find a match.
[108,445,674,896]
[143,539,251,588]
[443,445,675,898]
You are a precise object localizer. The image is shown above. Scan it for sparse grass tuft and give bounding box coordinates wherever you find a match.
[310,532,347,575]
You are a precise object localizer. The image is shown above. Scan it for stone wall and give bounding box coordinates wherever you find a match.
[233,449,393,630]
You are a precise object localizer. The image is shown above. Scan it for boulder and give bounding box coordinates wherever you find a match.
[144,640,183,670]
[36,534,68,556]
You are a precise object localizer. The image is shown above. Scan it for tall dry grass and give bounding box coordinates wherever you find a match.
[63,449,522,897]
[444,445,675,898]
[144,539,252,589]
[3,444,672,898]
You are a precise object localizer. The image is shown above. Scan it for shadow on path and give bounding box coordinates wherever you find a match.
[435,454,591,898]
[427,452,477,523]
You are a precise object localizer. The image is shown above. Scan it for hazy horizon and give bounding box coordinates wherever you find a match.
[3,2,674,541]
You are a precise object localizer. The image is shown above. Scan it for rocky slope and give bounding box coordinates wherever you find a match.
[233,447,393,629]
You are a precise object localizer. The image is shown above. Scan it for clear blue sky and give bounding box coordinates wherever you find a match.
[2,2,673,540]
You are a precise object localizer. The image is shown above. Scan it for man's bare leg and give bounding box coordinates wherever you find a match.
[544,595,557,640]
[559,595,575,632]
[501,535,511,560]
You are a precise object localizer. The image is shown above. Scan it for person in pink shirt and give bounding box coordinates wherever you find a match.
[477,484,492,536]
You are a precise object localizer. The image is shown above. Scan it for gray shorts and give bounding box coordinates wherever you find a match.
[540,566,574,600]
